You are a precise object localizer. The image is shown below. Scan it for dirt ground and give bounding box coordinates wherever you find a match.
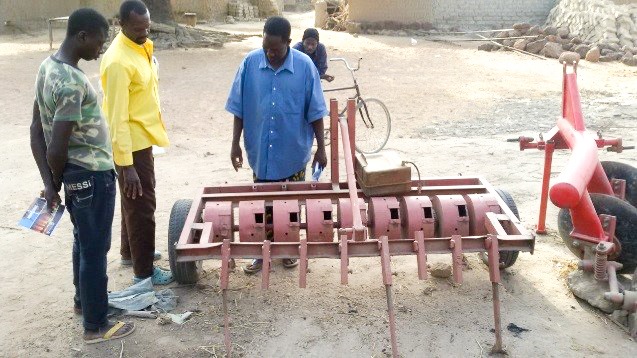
[1,12,637,358]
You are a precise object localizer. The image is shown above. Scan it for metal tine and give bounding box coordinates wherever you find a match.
[414,230,428,280]
[451,235,463,284]
[299,238,308,288]
[261,240,271,290]
[340,234,349,285]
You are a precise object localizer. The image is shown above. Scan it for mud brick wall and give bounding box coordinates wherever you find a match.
[348,0,557,30]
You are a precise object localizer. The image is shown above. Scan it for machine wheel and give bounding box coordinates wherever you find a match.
[168,199,202,284]
[480,188,520,269]
[558,193,637,273]
[601,161,637,208]
[355,98,391,154]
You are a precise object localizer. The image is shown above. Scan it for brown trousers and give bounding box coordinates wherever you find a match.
[116,147,156,278]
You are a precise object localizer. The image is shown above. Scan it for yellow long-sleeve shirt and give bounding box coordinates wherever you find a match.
[100,32,169,166]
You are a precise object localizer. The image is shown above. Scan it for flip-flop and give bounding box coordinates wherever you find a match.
[84,321,135,344]
[282,258,299,268]
[243,259,263,275]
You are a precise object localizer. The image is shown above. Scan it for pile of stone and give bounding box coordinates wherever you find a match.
[149,22,248,50]
[547,0,637,49]
[227,1,259,22]
[478,22,637,66]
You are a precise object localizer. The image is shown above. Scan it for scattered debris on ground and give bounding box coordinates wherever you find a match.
[149,23,249,50]
[477,23,637,66]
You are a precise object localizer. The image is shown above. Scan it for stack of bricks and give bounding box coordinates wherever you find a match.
[228,1,259,20]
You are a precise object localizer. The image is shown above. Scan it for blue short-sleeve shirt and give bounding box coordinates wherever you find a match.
[225,48,328,180]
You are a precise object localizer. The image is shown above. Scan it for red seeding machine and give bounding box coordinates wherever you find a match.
[168,98,536,356]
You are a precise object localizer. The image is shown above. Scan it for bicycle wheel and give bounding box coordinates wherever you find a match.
[355,98,391,154]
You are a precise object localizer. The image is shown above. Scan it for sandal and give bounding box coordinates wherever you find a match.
[133,266,174,285]
[282,258,299,268]
[84,321,135,344]
[243,259,263,275]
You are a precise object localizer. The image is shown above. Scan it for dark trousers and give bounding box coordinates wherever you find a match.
[64,163,116,331]
[116,147,156,278]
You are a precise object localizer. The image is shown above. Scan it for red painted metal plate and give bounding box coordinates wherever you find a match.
[306,199,334,242]
[273,200,301,242]
[238,200,266,242]
[430,195,470,237]
[400,196,435,239]
[369,197,402,240]
[464,194,501,236]
[337,198,368,240]
[202,201,233,242]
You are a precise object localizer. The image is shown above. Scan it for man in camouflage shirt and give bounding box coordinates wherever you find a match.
[30,8,134,343]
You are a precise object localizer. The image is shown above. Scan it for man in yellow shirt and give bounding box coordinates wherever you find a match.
[100,0,173,285]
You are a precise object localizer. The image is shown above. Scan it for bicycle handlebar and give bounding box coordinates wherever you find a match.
[329,57,363,72]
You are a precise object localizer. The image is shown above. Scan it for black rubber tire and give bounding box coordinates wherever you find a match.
[601,161,637,208]
[480,188,520,269]
[168,199,202,284]
[558,193,637,273]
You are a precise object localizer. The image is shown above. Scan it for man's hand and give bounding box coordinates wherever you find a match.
[122,165,143,199]
[321,74,335,82]
[231,143,243,171]
[312,147,328,171]
[41,186,61,213]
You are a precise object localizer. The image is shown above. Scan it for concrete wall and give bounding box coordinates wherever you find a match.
[433,0,557,29]
[348,0,558,30]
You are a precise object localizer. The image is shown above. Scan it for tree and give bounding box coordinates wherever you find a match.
[145,0,174,24]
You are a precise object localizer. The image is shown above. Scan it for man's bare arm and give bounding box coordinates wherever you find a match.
[231,116,244,171]
[47,121,74,183]
[30,101,61,210]
[311,118,327,169]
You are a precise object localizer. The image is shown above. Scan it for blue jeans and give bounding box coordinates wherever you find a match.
[63,163,116,331]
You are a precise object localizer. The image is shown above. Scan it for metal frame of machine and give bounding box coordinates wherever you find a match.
[170,99,536,356]
[514,56,637,336]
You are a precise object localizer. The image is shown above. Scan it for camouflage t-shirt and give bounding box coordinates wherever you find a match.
[35,56,114,171]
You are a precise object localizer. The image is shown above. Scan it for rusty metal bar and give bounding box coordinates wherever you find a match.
[379,236,399,358]
[486,234,504,353]
[178,187,205,246]
[299,238,308,288]
[450,235,463,284]
[330,99,340,184]
[340,235,349,285]
[220,239,232,357]
[175,235,534,263]
[261,240,271,290]
[339,98,365,239]
[536,140,554,234]
[414,231,428,280]
[200,185,489,202]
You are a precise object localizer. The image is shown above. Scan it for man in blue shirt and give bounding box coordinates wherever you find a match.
[225,16,328,274]
[293,28,334,82]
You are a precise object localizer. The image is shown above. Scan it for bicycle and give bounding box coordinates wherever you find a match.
[323,57,391,154]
